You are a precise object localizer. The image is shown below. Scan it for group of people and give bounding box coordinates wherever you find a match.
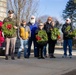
[0,10,73,60]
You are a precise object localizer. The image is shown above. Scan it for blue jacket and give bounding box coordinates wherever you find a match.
[28,22,38,38]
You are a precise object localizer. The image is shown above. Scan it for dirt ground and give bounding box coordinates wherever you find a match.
[62,69,76,75]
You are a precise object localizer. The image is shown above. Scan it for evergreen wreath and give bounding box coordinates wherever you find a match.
[51,28,60,40]
[2,22,16,37]
[36,30,48,45]
[65,26,76,38]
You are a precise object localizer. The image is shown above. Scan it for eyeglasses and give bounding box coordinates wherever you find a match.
[31,18,34,19]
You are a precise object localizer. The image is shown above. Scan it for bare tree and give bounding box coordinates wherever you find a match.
[7,0,39,25]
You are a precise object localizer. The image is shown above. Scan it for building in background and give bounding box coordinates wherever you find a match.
[0,0,7,21]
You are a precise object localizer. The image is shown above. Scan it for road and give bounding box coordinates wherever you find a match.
[0,49,76,75]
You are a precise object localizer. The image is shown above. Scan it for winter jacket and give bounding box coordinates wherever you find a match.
[61,23,73,40]
[0,21,4,46]
[3,17,17,38]
[18,24,31,40]
[44,22,54,40]
[27,22,38,38]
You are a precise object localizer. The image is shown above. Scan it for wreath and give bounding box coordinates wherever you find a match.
[65,26,76,38]
[51,28,60,40]
[2,22,16,37]
[36,30,48,45]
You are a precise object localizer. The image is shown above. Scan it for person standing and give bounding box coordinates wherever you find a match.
[35,23,48,59]
[17,20,31,59]
[61,18,73,58]
[44,17,57,58]
[27,16,38,58]
[3,10,17,60]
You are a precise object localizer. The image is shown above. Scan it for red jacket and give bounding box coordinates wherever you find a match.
[0,21,4,46]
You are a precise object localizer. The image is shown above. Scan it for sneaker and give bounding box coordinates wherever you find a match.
[41,57,45,59]
[17,56,20,59]
[44,55,47,58]
[62,55,67,58]
[69,55,72,58]
[24,56,29,59]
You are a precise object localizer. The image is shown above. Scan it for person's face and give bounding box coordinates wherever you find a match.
[30,17,35,24]
[39,25,44,29]
[8,13,14,18]
[47,19,52,24]
[66,20,70,24]
[22,21,26,25]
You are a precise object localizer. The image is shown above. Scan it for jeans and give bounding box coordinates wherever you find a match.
[43,44,47,57]
[63,39,72,56]
[17,39,28,58]
[27,37,38,57]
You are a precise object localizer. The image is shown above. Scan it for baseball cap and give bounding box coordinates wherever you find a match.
[8,10,14,14]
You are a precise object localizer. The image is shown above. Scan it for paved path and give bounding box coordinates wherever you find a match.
[0,49,76,75]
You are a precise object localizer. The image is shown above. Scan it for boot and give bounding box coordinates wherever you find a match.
[5,55,8,60]
[11,53,15,60]
[50,54,56,58]
[11,57,15,60]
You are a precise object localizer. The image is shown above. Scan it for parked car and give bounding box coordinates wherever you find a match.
[0,37,20,56]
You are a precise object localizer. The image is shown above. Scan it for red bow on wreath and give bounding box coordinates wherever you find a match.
[6,24,12,30]
[36,35,41,41]
[57,35,61,40]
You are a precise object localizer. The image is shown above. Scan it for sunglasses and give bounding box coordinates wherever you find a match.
[31,18,34,19]
[66,20,69,21]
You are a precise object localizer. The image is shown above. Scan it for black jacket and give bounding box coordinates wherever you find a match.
[61,23,73,40]
[44,22,54,40]
[35,28,45,35]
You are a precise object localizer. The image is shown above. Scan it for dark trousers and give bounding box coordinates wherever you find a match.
[37,44,44,58]
[27,37,38,57]
[48,39,57,56]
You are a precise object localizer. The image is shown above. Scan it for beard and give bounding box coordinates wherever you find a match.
[30,19,35,24]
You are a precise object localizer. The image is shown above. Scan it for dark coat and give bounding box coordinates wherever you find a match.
[61,23,73,40]
[44,22,54,40]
